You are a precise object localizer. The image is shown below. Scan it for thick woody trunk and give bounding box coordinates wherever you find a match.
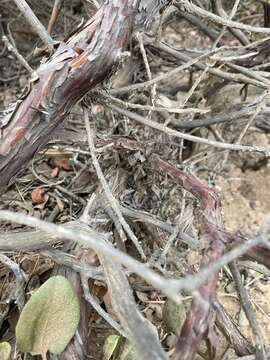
[0,0,166,187]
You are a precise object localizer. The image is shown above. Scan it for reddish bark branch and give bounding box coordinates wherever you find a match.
[0,1,135,186]
[0,1,169,187]
[151,154,270,358]
[150,154,233,359]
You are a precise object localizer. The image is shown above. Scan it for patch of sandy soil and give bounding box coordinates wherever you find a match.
[215,132,270,353]
[217,281,270,348]
[216,133,270,233]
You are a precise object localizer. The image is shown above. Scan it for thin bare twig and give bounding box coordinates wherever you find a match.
[47,0,64,34]
[145,38,269,88]
[110,47,221,95]
[0,211,269,302]
[109,104,270,156]
[236,91,269,144]
[2,35,33,73]
[101,92,208,114]
[41,249,104,280]
[80,274,126,337]
[213,0,249,45]
[136,32,156,109]
[84,109,146,260]
[0,253,28,311]
[12,0,53,47]
[229,261,266,360]
[175,0,270,34]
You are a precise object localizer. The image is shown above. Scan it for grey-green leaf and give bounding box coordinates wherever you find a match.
[162,299,186,336]
[0,342,11,360]
[16,275,80,358]
[103,335,121,360]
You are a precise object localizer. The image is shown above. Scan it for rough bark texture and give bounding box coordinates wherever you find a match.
[0,0,168,187]
[0,1,134,186]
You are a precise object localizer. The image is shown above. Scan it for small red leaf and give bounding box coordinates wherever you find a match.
[59,159,71,171]
[31,187,46,205]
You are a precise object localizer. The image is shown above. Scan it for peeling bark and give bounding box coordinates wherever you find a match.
[0,0,169,187]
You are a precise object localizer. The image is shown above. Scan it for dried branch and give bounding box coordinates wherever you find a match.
[0,253,27,311]
[2,35,33,73]
[0,202,269,303]
[41,248,105,280]
[149,155,269,360]
[0,0,170,187]
[98,252,168,360]
[84,109,146,260]
[175,0,270,34]
[214,301,254,356]
[81,274,126,337]
[109,104,269,155]
[47,0,65,35]
[229,261,266,360]
[12,0,54,47]
[212,0,250,45]
[144,37,269,88]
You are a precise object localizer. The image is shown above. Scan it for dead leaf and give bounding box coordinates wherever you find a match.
[31,187,46,205]
[59,159,72,171]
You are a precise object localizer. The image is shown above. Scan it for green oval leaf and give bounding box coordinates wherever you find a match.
[162,299,186,336]
[103,335,121,360]
[16,275,80,358]
[0,342,11,360]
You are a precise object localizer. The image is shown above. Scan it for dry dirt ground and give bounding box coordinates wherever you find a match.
[1,105,269,359]
[216,132,270,349]
[1,2,270,359]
